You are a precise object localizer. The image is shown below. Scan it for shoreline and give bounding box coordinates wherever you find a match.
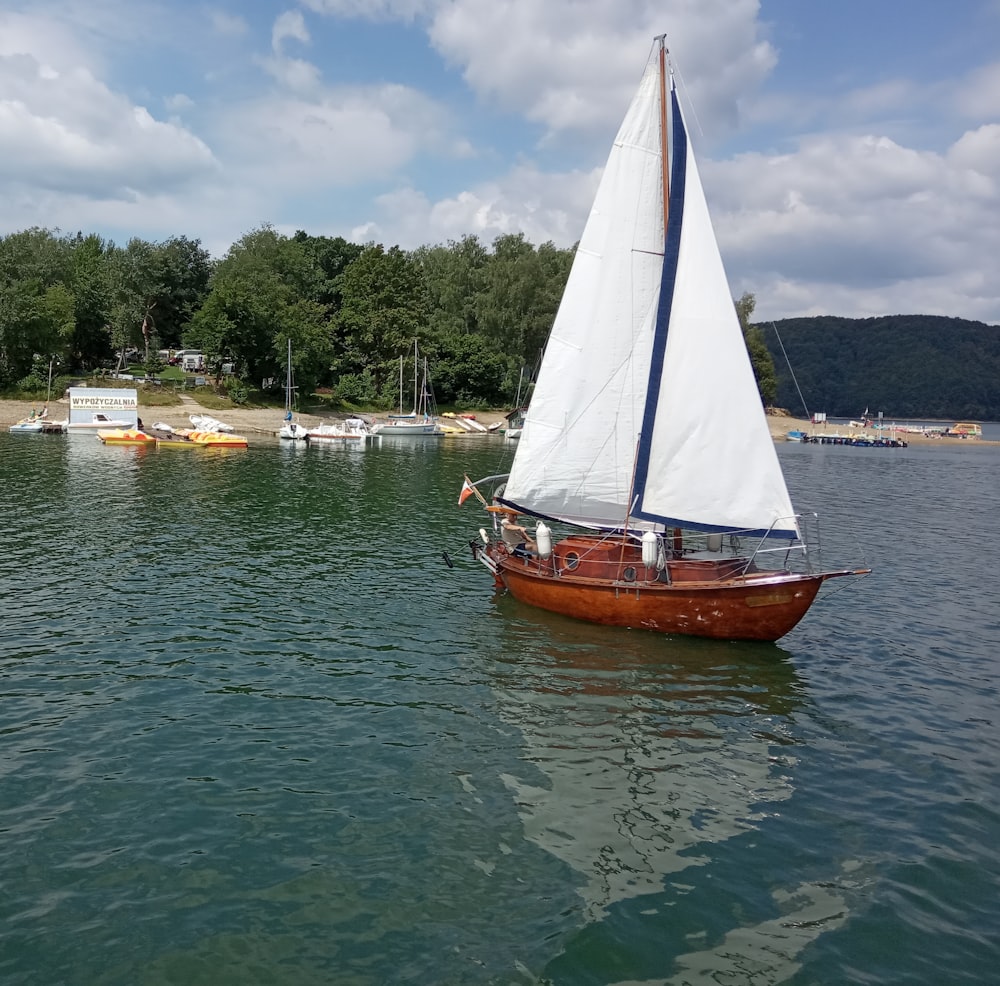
[0,398,510,437]
[2,399,995,446]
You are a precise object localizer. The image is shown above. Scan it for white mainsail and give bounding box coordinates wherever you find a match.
[502,47,798,539]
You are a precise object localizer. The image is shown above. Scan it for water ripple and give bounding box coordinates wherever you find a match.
[2,435,1000,984]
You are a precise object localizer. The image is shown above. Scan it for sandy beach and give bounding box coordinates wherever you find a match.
[0,396,509,436]
[1,397,992,445]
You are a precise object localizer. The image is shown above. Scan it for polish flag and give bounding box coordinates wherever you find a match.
[459,476,475,505]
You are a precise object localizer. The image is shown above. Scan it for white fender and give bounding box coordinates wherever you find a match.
[535,522,552,559]
[642,531,658,567]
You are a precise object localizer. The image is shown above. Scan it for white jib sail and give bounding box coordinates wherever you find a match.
[636,89,798,538]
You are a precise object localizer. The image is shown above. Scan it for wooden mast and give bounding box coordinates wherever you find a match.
[657,35,669,231]
[656,36,683,556]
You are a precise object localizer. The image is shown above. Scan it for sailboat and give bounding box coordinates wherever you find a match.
[278,338,308,440]
[462,36,869,642]
[503,366,530,440]
[375,340,443,437]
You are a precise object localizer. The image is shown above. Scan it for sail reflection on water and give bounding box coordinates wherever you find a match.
[488,608,852,978]
[492,618,797,913]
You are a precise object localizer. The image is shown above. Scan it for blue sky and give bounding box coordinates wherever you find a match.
[1,0,998,323]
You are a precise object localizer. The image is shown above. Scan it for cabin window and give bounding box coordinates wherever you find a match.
[564,552,580,571]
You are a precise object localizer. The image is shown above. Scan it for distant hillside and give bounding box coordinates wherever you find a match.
[761,314,1000,421]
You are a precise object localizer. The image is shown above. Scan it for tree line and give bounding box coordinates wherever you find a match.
[1,224,784,411]
[12,221,992,420]
[0,225,582,409]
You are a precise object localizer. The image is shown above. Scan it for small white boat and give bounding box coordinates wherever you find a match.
[279,420,309,441]
[307,418,373,442]
[9,417,45,433]
[441,413,488,433]
[189,413,234,433]
[66,412,131,432]
[374,418,443,437]
[503,406,527,440]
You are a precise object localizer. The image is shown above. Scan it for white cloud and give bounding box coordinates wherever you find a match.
[0,50,216,197]
[354,163,599,248]
[165,92,194,112]
[948,123,1000,178]
[953,61,1000,118]
[707,128,1000,321]
[426,0,773,141]
[0,10,99,73]
[273,10,311,50]
[260,11,321,91]
[0,0,998,322]
[218,82,455,186]
[298,0,434,20]
[259,55,323,92]
[210,9,249,37]
[0,8,218,243]
[295,0,774,142]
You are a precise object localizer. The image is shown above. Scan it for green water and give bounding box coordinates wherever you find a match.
[2,434,999,984]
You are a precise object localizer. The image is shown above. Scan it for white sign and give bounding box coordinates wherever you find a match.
[68,388,138,411]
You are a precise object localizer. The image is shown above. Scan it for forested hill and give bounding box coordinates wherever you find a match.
[761,314,1000,421]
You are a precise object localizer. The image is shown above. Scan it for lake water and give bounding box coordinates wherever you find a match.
[2,431,999,985]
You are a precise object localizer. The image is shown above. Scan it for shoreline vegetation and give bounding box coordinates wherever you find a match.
[1,399,995,446]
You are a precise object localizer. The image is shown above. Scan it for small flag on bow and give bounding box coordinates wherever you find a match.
[459,476,476,505]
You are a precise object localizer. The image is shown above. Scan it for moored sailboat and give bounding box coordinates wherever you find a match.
[374,340,443,437]
[279,338,308,440]
[461,36,869,642]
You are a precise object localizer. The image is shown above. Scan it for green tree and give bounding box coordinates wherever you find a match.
[735,292,777,406]
[335,244,427,396]
[147,236,213,351]
[475,234,572,378]
[188,226,330,392]
[0,228,76,388]
[427,331,510,406]
[413,235,489,339]
[67,233,113,371]
[293,232,364,312]
[105,238,159,372]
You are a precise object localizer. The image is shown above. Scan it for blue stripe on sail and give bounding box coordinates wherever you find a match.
[632,85,686,523]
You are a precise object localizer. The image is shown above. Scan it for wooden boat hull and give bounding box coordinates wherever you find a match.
[478,536,842,642]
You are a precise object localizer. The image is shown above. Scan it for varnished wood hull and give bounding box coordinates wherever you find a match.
[482,537,833,642]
